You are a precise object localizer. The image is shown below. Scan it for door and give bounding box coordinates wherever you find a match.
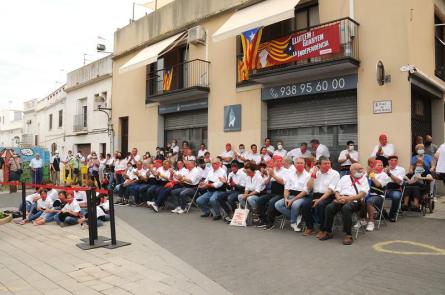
[411,85,432,152]
[164,110,208,150]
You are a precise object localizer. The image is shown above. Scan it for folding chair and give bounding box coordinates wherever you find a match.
[373,194,387,230]
[185,187,200,213]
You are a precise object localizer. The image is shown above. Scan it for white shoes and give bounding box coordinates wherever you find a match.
[296,215,302,228]
[152,203,159,212]
[147,201,154,207]
[171,207,185,214]
[290,223,301,232]
[366,222,375,232]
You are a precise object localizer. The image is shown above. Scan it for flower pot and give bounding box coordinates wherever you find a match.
[0,214,13,225]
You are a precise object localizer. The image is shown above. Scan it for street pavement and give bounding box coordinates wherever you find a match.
[1,191,445,295]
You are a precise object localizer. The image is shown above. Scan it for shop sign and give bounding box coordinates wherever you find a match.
[261,75,357,101]
[224,104,241,132]
[158,98,207,114]
[373,100,392,114]
[257,23,341,69]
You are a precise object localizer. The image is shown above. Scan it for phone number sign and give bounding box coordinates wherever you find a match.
[261,75,357,101]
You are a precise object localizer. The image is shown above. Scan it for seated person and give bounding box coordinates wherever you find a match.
[171,160,203,214]
[410,144,435,174]
[370,133,395,167]
[319,163,369,245]
[218,162,246,220]
[146,160,173,212]
[337,141,359,176]
[384,155,406,222]
[238,162,266,211]
[302,157,340,237]
[20,188,40,214]
[259,147,272,164]
[34,191,67,225]
[54,192,81,226]
[19,189,50,225]
[402,159,433,212]
[274,157,311,232]
[364,160,391,231]
[196,159,227,220]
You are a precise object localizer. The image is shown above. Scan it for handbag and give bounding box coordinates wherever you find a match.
[230,203,250,227]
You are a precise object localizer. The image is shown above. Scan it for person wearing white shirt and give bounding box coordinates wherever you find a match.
[127,148,141,167]
[146,160,173,212]
[370,133,396,166]
[125,161,150,205]
[273,141,287,158]
[235,144,249,166]
[259,147,272,164]
[196,159,227,220]
[338,141,359,176]
[274,158,310,232]
[55,192,81,226]
[264,138,275,156]
[220,143,235,167]
[310,139,330,161]
[218,163,248,220]
[20,189,50,224]
[29,154,44,184]
[435,143,445,177]
[365,159,392,231]
[197,144,208,159]
[383,155,406,222]
[171,160,203,214]
[238,162,266,209]
[320,163,369,245]
[33,190,67,225]
[247,144,261,165]
[256,157,290,228]
[302,157,340,236]
[287,142,312,161]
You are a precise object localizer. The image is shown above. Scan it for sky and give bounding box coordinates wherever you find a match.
[0,0,154,110]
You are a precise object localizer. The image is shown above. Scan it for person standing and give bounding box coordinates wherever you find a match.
[370,133,395,167]
[338,141,359,176]
[425,135,438,156]
[30,153,43,185]
[50,150,61,185]
[435,143,445,183]
[8,154,22,193]
[310,139,330,161]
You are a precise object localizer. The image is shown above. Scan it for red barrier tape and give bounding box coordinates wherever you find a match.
[0,182,109,194]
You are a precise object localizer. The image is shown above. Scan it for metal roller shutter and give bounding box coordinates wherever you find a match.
[164,110,208,130]
[267,91,357,130]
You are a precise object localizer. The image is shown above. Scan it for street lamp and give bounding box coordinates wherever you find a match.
[97,105,114,153]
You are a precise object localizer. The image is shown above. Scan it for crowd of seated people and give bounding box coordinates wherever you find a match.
[19,133,444,246]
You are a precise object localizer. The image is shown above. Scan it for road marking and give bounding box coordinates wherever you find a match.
[373,240,445,256]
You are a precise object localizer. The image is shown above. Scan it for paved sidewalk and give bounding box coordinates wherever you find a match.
[0,217,231,295]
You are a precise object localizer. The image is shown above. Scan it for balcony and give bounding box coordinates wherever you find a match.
[146,59,210,103]
[73,114,88,133]
[241,18,360,85]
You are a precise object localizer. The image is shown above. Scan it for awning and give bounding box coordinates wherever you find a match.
[119,32,186,73]
[212,0,301,42]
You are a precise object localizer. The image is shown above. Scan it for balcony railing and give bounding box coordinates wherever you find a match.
[73,113,87,132]
[239,17,360,83]
[146,59,210,100]
[21,134,33,146]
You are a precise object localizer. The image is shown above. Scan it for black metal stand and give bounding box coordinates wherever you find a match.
[21,182,26,220]
[77,188,130,250]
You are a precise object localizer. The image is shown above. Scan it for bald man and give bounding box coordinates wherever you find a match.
[319,163,369,245]
[370,133,395,166]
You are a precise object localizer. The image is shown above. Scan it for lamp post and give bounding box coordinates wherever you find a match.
[97,106,114,153]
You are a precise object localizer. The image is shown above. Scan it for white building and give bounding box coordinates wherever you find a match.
[64,55,112,157]
[0,108,24,147]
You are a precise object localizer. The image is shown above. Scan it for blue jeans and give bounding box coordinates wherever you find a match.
[386,190,402,218]
[196,191,224,216]
[54,213,79,226]
[32,168,43,184]
[247,195,261,210]
[28,210,43,222]
[39,212,58,222]
[275,197,306,224]
[172,187,197,209]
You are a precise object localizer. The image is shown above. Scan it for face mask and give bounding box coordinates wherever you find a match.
[277,144,283,150]
[171,143,176,147]
[239,149,245,153]
[354,172,364,178]
[375,167,384,173]
[348,145,354,151]
[417,149,425,155]
[414,167,425,175]
[295,164,305,173]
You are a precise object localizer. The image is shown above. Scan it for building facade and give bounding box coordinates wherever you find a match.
[64,55,113,157]
[0,109,24,147]
[112,0,445,168]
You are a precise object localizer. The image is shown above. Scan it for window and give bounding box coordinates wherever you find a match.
[435,15,445,81]
[295,2,319,30]
[49,114,53,130]
[82,105,87,127]
[58,110,63,127]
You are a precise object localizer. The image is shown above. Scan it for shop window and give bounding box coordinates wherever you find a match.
[435,15,445,81]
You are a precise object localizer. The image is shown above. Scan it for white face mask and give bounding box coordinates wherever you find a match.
[239,149,245,153]
[277,144,283,150]
[348,145,354,151]
[353,171,364,178]
[171,142,176,147]
[417,149,425,155]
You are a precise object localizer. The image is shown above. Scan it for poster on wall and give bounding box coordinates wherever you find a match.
[224,104,241,132]
[257,23,341,69]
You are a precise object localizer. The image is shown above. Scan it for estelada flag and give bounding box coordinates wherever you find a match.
[240,27,263,71]
[163,68,173,91]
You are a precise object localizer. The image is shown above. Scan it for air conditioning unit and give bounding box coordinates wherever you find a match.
[188,26,206,45]
[26,120,32,124]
